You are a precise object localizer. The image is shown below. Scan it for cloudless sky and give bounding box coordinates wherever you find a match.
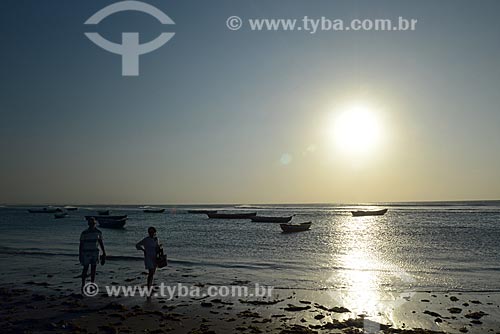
[1,0,500,204]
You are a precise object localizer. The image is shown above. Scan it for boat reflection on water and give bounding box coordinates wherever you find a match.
[327,215,415,328]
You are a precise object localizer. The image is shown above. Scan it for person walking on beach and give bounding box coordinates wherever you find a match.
[79,217,106,293]
[136,227,161,290]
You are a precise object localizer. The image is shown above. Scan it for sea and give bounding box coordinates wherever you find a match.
[0,201,499,296]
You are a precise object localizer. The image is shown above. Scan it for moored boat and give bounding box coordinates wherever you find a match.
[28,207,62,213]
[351,208,388,217]
[251,215,293,223]
[85,215,127,221]
[85,215,128,228]
[188,210,218,214]
[207,212,257,219]
[280,222,312,233]
[143,208,165,213]
[96,218,127,228]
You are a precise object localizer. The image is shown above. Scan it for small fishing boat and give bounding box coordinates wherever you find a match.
[85,215,128,221]
[96,218,127,228]
[207,212,257,219]
[28,207,62,213]
[97,210,110,216]
[54,212,68,219]
[280,222,312,233]
[351,208,388,217]
[251,216,293,223]
[143,208,166,213]
[85,215,127,228]
[188,210,218,214]
[64,206,78,211]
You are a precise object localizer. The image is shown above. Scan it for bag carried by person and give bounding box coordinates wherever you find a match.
[156,247,168,268]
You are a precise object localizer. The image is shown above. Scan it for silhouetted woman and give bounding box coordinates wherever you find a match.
[136,226,160,291]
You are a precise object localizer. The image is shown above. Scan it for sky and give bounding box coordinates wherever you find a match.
[1,0,500,205]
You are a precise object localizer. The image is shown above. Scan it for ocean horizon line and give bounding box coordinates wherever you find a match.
[3,199,500,207]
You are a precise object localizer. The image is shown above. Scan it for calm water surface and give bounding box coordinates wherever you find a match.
[0,202,499,295]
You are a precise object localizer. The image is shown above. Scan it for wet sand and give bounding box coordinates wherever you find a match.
[1,270,499,334]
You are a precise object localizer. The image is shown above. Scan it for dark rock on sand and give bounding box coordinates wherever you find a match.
[423,310,443,318]
[235,326,248,332]
[313,303,350,313]
[331,306,350,313]
[252,318,271,324]
[238,310,261,318]
[284,304,311,312]
[464,311,487,319]
[309,318,390,331]
[448,307,462,314]
[192,295,210,301]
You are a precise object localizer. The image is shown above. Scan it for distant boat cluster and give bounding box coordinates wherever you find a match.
[190,210,311,233]
[26,205,168,229]
[25,205,389,232]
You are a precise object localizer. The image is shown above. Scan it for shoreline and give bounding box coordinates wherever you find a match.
[2,275,499,334]
[0,254,499,333]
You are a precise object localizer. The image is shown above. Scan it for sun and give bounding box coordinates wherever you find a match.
[332,103,381,154]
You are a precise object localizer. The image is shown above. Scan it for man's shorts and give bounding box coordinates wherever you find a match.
[81,251,99,266]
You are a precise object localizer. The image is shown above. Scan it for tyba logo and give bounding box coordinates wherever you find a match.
[84,1,175,76]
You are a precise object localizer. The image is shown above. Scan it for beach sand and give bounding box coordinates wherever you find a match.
[1,268,499,334]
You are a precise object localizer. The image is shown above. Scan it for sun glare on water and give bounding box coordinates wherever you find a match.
[332,103,382,155]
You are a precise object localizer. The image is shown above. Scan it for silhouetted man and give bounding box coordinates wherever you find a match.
[79,217,106,293]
